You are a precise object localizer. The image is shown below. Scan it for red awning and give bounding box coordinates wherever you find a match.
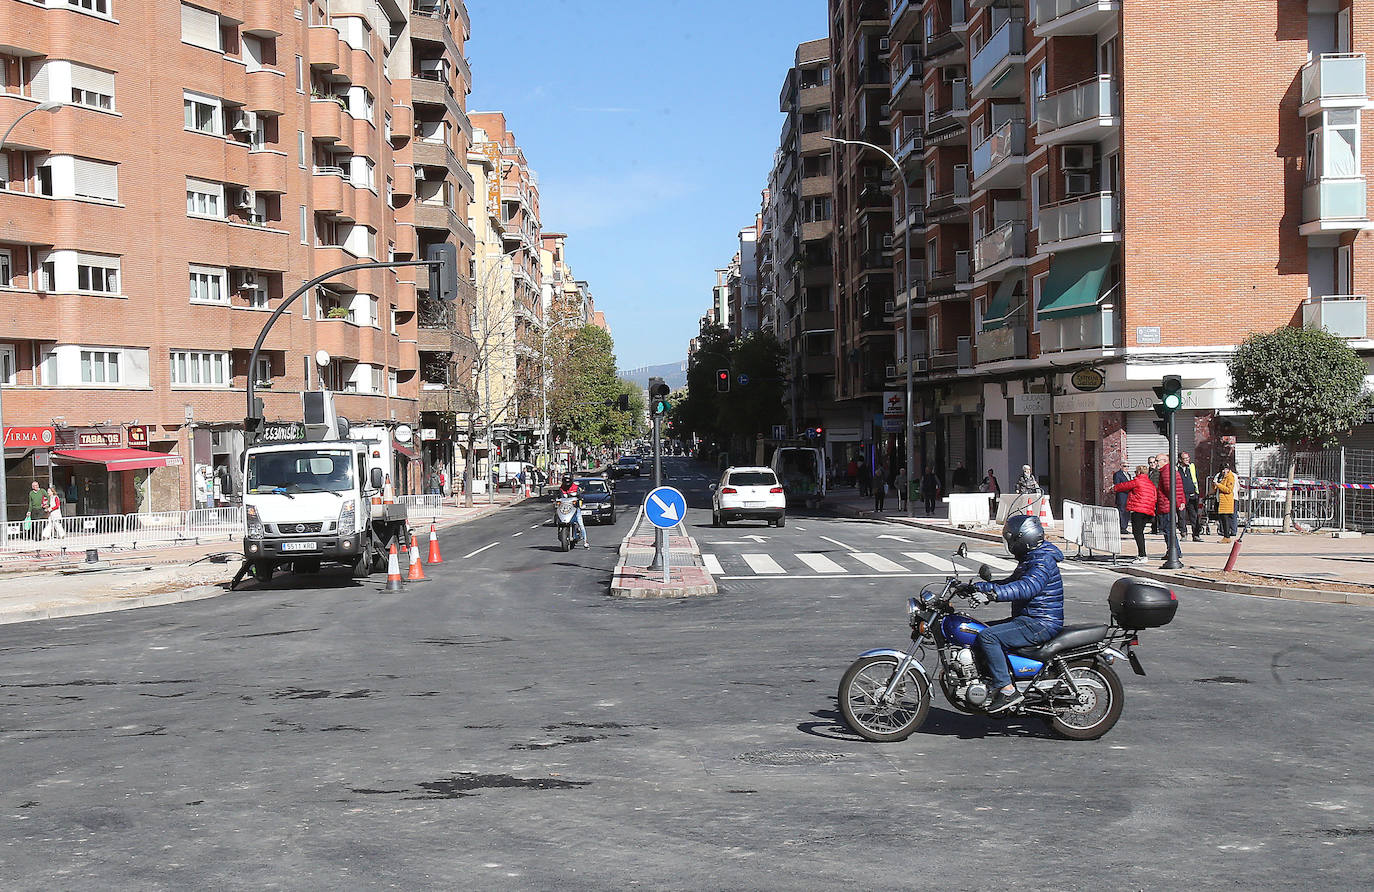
[393,442,419,461]
[51,448,184,471]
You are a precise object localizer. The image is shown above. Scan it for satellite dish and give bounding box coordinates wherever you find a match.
[394,424,414,444]
[315,349,331,367]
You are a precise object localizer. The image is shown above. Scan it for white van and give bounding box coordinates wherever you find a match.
[771,446,826,506]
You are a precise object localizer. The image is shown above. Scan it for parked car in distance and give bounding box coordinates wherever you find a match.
[609,456,642,478]
[711,466,786,527]
[576,476,615,524]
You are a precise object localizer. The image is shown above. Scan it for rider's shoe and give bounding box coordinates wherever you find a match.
[582,541,590,549]
[986,687,1024,713]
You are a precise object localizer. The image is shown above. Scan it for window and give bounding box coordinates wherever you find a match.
[1030,64,1045,125]
[72,157,118,202]
[76,255,119,293]
[295,54,304,91]
[188,264,227,304]
[80,349,120,384]
[181,3,222,52]
[184,91,221,134]
[0,345,15,385]
[369,294,380,327]
[67,0,110,15]
[370,365,382,393]
[39,260,55,291]
[254,355,272,385]
[299,205,307,244]
[383,113,392,140]
[186,177,224,218]
[298,129,306,167]
[387,369,398,396]
[37,163,53,197]
[242,35,266,71]
[350,156,375,190]
[985,419,1003,450]
[0,250,11,288]
[170,349,229,387]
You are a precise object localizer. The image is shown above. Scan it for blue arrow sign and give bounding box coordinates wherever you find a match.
[644,486,687,529]
[737,373,750,386]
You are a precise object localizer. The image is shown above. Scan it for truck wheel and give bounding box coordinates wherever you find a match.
[352,549,372,579]
[251,561,275,584]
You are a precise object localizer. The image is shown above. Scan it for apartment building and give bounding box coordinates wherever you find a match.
[0,0,475,517]
[884,0,1374,506]
[767,37,837,439]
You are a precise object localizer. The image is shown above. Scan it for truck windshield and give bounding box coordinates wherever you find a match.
[247,450,355,494]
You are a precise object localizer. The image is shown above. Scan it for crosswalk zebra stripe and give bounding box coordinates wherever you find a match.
[741,554,786,575]
[966,551,1016,571]
[702,554,724,575]
[903,552,962,573]
[796,553,845,574]
[852,552,907,573]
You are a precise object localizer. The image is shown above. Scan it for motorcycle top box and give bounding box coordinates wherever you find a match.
[1108,578,1179,629]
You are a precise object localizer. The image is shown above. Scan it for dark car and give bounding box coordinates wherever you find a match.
[576,477,615,524]
[608,456,642,479]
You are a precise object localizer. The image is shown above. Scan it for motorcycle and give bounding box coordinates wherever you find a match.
[838,543,1178,741]
[553,495,583,552]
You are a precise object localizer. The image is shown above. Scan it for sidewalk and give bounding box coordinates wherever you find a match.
[0,491,530,626]
[821,486,1374,604]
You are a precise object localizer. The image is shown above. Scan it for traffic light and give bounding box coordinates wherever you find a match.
[616,394,630,412]
[652,398,671,416]
[1152,375,1184,437]
[813,426,824,439]
[648,377,670,416]
[424,242,459,302]
[716,368,730,392]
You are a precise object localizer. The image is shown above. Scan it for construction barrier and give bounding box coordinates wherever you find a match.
[1,507,241,556]
[399,494,444,518]
[945,493,995,527]
[994,494,1056,526]
[1062,500,1122,559]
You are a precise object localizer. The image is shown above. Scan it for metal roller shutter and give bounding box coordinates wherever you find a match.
[72,158,118,201]
[181,4,222,52]
[70,63,115,97]
[1125,411,1196,469]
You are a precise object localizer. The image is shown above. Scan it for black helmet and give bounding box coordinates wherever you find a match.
[561,474,573,487]
[1002,514,1045,558]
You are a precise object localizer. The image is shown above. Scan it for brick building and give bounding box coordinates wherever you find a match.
[0,0,475,518]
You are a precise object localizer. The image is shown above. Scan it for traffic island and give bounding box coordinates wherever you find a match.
[610,509,716,599]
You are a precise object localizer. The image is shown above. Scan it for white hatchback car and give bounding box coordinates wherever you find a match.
[711,466,786,527]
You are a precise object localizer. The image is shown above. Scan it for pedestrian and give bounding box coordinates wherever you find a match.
[874,461,887,512]
[1112,462,1133,535]
[825,455,835,488]
[439,469,448,497]
[42,485,66,540]
[1178,451,1204,542]
[857,456,871,497]
[982,468,1002,498]
[846,457,858,489]
[895,468,909,512]
[26,481,45,540]
[1014,465,1040,496]
[921,467,940,515]
[1146,456,1161,534]
[1113,465,1159,562]
[1211,465,1238,542]
[1156,453,1187,558]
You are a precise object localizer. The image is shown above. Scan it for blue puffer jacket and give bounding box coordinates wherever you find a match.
[988,541,1065,632]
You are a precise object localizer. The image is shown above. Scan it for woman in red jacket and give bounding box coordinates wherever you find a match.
[1113,464,1159,563]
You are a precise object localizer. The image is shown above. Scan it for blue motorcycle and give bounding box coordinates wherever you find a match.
[839,544,1178,741]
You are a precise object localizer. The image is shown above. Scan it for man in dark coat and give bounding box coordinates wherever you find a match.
[1112,462,1132,535]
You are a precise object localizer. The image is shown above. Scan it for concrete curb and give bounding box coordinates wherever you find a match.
[1107,564,1373,607]
[608,508,717,599]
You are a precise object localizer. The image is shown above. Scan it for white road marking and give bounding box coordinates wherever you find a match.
[797,553,845,574]
[461,542,500,560]
[852,552,907,573]
[719,573,941,580]
[794,525,806,530]
[819,535,857,552]
[512,531,523,537]
[741,554,786,575]
[966,551,1016,571]
[702,554,724,575]
[903,552,963,573]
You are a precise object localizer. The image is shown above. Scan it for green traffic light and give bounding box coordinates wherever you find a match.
[1163,393,1183,410]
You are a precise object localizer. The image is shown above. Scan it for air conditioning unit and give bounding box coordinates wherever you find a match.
[882,234,895,249]
[236,188,255,209]
[862,164,882,179]
[232,110,255,133]
[1064,173,1093,195]
[237,270,260,290]
[913,358,928,373]
[885,364,898,378]
[413,166,427,180]
[1061,144,1094,170]
[914,282,927,298]
[878,37,890,52]
[942,66,965,83]
[879,104,891,121]
[883,300,896,314]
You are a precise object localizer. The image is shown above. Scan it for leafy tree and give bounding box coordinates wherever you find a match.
[1227,326,1373,531]
[549,325,635,450]
[672,325,786,461]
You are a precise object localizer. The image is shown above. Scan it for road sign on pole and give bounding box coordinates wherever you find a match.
[645,486,686,528]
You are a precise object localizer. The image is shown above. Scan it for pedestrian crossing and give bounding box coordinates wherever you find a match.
[703,549,1095,580]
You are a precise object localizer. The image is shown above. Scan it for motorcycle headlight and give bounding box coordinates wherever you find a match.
[338,499,356,535]
[246,505,264,540]
[906,597,920,624]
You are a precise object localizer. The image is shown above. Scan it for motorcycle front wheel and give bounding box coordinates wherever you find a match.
[838,655,931,742]
[1047,660,1125,741]
[559,527,571,552]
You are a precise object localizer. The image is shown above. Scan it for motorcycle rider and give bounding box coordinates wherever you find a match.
[558,474,589,549]
[968,514,1065,712]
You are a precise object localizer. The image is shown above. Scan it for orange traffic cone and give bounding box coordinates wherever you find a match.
[427,522,443,564]
[383,543,404,592]
[407,531,427,581]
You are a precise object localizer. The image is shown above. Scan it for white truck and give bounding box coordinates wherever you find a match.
[237,393,407,585]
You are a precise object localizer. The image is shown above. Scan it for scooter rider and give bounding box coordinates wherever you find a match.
[968,514,1065,712]
[558,474,589,549]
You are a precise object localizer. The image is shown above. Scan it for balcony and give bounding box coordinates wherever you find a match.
[798,83,828,112]
[971,119,1027,190]
[926,175,971,216]
[926,28,961,61]
[1300,54,1368,117]
[978,324,1028,364]
[893,201,926,237]
[927,253,971,294]
[1302,295,1368,340]
[801,219,833,242]
[1038,192,1120,249]
[970,19,1026,100]
[246,68,287,115]
[974,221,1028,277]
[1301,177,1371,235]
[311,167,348,214]
[244,0,287,37]
[1035,75,1120,145]
[1040,301,1118,353]
[307,26,342,70]
[0,96,53,151]
[925,81,969,137]
[895,127,924,164]
[891,0,920,33]
[891,61,922,110]
[310,98,345,142]
[249,149,289,194]
[1032,0,1121,38]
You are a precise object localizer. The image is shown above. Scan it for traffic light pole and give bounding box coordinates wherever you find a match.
[649,412,666,572]
[1163,411,1183,570]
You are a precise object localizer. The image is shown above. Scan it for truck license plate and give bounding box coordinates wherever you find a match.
[281,541,318,552]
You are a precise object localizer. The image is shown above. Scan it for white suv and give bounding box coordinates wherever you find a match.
[711,466,786,527]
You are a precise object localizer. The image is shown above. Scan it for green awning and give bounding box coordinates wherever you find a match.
[1038,244,1116,320]
[981,276,1022,331]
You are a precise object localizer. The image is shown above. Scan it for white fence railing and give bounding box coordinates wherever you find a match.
[398,494,444,518]
[1063,500,1122,558]
[1,507,243,555]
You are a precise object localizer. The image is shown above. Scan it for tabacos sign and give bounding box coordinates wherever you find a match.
[3,426,56,448]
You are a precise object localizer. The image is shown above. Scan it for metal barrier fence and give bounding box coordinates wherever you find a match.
[398,494,444,519]
[1062,500,1122,559]
[1,507,242,555]
[1223,446,1374,531]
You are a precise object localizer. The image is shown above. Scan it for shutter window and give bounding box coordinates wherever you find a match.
[31,61,50,103]
[181,4,222,52]
[1125,411,1197,469]
[72,158,118,201]
[69,64,115,98]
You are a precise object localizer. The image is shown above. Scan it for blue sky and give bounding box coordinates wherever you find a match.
[465,0,829,371]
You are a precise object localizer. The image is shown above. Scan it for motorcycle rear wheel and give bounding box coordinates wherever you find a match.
[838,655,931,742]
[1047,660,1124,741]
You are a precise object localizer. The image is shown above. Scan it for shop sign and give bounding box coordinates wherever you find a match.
[126,425,149,448]
[1052,388,1230,414]
[1012,393,1053,415]
[77,430,122,447]
[883,391,904,420]
[259,422,306,442]
[3,426,56,448]
[420,428,438,441]
[1070,368,1106,392]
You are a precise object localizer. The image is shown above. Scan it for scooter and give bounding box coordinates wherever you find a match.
[553,495,583,552]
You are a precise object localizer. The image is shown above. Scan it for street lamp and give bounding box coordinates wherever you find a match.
[825,135,915,517]
[0,100,62,547]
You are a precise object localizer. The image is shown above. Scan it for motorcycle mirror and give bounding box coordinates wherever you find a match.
[956,543,968,558]
[978,564,993,582]
[708,483,716,491]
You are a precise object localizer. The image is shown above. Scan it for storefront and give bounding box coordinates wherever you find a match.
[3,425,57,524]
[48,425,182,516]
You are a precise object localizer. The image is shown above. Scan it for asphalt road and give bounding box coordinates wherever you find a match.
[0,457,1369,889]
